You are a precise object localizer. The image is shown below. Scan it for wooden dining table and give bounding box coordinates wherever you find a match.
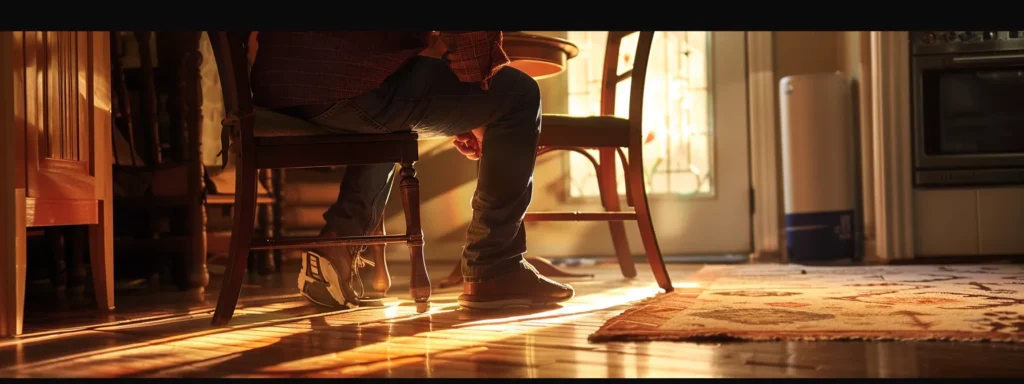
[434,32,590,289]
[503,32,580,79]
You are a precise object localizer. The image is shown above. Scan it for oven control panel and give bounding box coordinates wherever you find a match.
[912,31,1024,55]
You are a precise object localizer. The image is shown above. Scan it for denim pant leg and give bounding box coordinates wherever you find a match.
[306,56,542,282]
[285,99,399,256]
[321,163,395,256]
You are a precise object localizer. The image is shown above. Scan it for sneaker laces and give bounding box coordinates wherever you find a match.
[349,253,376,299]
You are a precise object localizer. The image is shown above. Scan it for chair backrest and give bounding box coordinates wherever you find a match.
[206,31,255,167]
[599,31,655,147]
[209,31,652,163]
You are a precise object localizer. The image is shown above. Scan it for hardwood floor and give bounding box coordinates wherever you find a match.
[2,260,1022,378]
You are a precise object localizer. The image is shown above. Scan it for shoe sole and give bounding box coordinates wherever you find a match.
[298,251,355,308]
[458,293,575,310]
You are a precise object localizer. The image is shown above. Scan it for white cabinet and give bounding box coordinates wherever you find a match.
[914,187,1024,257]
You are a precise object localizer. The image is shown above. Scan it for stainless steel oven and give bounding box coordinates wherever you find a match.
[911,31,1024,187]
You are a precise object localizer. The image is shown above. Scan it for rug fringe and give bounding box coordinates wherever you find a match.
[589,331,1022,343]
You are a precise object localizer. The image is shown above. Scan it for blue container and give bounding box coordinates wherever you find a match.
[785,210,855,262]
[779,72,857,263]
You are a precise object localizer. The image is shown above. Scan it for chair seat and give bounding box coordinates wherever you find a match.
[253,109,336,138]
[252,109,417,146]
[538,114,630,148]
[247,110,418,169]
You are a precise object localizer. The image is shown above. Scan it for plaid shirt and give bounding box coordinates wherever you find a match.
[250,31,509,109]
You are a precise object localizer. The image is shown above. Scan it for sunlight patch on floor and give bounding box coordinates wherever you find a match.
[673,282,702,289]
[454,284,663,328]
[2,272,704,378]
[0,299,348,377]
[255,284,666,376]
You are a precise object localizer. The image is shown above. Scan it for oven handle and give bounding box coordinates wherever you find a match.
[951,53,1024,63]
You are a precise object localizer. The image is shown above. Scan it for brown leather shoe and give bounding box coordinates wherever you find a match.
[458,263,575,310]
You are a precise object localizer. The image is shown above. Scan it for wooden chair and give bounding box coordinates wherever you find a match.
[110,31,210,291]
[533,31,672,292]
[205,31,283,278]
[439,31,673,292]
[206,31,430,326]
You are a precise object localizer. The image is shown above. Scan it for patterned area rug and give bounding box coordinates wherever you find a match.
[591,264,1024,343]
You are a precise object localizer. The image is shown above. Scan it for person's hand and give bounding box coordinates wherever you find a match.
[420,32,447,58]
[453,127,486,160]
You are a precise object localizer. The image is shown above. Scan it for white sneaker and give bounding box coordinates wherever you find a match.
[297,250,360,308]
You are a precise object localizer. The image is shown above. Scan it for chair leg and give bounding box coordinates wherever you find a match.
[271,169,285,273]
[255,170,275,276]
[255,203,275,276]
[368,217,391,298]
[211,159,259,326]
[185,187,209,290]
[616,148,633,207]
[627,158,673,293]
[598,149,637,279]
[399,162,430,313]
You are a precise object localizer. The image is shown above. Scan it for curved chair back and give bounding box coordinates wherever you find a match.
[598,31,655,148]
[206,31,255,167]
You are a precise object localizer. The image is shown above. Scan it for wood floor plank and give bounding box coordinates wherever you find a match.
[0,330,140,371]
[3,262,1022,378]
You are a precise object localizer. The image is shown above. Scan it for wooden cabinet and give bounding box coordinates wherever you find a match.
[1,31,114,337]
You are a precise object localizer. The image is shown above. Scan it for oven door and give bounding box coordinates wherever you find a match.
[913,52,1024,174]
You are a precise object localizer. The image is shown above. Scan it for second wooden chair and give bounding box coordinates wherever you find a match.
[206,31,431,326]
[529,31,673,292]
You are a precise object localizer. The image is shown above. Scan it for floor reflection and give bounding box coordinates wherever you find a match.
[5,273,667,378]
[2,263,1022,378]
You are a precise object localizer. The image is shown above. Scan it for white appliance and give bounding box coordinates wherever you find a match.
[779,72,856,263]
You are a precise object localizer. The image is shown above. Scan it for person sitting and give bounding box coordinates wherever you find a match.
[249,31,575,310]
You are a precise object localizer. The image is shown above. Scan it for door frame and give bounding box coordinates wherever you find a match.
[868,31,914,263]
[745,31,782,262]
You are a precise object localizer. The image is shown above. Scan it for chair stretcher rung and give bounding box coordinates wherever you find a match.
[249,234,413,250]
[524,211,637,222]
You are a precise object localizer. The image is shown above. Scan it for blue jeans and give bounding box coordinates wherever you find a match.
[289,56,542,282]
